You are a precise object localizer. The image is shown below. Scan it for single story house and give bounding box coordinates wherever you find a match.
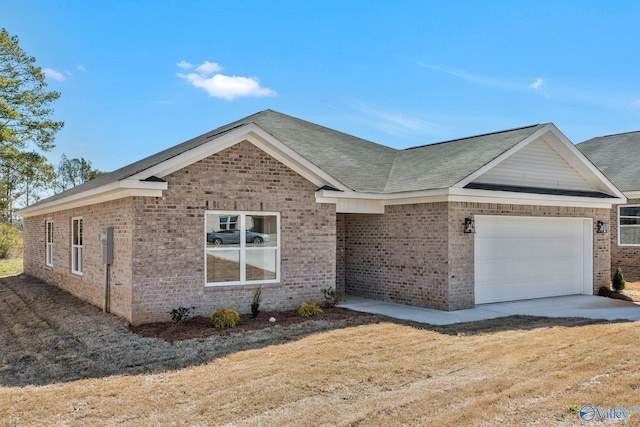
[19,110,625,325]
[577,132,640,280]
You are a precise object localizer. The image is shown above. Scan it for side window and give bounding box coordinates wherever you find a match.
[619,206,640,246]
[71,217,83,275]
[46,221,53,267]
[205,212,279,285]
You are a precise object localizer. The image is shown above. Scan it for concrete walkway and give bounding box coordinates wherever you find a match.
[338,294,640,325]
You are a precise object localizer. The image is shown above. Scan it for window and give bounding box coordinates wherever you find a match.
[71,217,83,275]
[46,221,53,267]
[619,206,640,246]
[205,212,279,285]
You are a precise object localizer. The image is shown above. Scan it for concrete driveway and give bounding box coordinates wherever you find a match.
[339,294,640,325]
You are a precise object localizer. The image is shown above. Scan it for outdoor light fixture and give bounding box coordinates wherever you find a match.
[596,220,607,234]
[464,217,476,234]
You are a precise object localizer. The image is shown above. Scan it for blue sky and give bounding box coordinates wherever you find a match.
[4,0,640,172]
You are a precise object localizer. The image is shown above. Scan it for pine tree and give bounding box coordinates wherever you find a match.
[612,267,625,293]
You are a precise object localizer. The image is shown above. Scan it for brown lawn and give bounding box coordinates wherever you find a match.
[1,275,640,426]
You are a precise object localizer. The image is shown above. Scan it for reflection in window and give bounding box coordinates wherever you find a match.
[620,206,640,246]
[205,212,279,285]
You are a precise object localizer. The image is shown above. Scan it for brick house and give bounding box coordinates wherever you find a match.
[578,132,640,280]
[19,110,625,325]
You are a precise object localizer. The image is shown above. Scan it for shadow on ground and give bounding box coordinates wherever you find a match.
[0,274,625,387]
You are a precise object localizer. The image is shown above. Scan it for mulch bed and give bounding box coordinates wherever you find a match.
[130,307,365,343]
[598,286,634,301]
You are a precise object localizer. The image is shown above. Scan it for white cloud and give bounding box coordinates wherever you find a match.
[177,61,276,100]
[195,61,221,75]
[43,68,65,82]
[529,77,545,89]
[177,61,194,69]
[77,65,86,72]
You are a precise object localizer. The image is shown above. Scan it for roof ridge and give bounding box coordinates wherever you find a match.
[599,129,640,138]
[402,123,544,151]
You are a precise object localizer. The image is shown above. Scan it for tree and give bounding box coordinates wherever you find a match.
[0,28,63,219]
[55,154,105,192]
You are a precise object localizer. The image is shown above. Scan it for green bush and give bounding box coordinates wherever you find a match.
[612,267,626,293]
[298,302,323,317]
[321,287,343,308]
[0,223,22,259]
[210,308,241,328]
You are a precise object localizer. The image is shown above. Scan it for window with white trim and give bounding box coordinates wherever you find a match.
[205,212,279,285]
[619,206,640,246]
[71,217,83,275]
[46,221,53,267]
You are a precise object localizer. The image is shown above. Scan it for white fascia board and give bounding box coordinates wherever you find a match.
[127,123,348,191]
[450,187,624,208]
[543,126,626,199]
[18,186,164,218]
[624,191,640,199]
[452,124,625,200]
[246,129,348,191]
[315,186,624,212]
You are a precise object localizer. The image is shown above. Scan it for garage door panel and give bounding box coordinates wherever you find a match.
[474,216,591,304]
[475,238,582,262]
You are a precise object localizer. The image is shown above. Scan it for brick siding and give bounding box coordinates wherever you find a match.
[23,140,336,325]
[342,201,611,310]
[610,198,640,281]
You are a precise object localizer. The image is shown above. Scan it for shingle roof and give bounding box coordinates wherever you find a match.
[577,131,640,192]
[29,109,550,208]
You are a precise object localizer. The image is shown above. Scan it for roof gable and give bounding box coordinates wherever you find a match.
[384,124,547,193]
[460,125,622,198]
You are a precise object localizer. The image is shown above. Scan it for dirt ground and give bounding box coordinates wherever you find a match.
[2,275,640,426]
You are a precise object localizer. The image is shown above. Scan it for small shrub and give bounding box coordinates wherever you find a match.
[321,287,343,308]
[612,267,626,293]
[251,287,262,319]
[564,404,579,413]
[298,302,323,317]
[169,306,194,323]
[210,308,240,328]
[0,223,22,259]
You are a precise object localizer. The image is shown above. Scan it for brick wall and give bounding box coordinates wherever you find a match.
[610,199,640,281]
[342,201,611,311]
[343,203,451,309]
[129,140,336,325]
[336,213,346,294]
[23,198,134,320]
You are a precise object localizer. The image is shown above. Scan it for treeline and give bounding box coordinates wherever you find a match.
[1,28,105,223]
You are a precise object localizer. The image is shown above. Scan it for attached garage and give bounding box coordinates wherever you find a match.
[474,216,593,304]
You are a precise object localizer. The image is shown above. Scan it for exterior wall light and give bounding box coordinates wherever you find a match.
[464,217,476,234]
[596,220,607,234]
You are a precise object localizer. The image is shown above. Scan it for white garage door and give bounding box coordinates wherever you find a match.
[474,216,593,304]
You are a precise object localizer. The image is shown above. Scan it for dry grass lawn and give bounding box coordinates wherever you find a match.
[2,275,640,426]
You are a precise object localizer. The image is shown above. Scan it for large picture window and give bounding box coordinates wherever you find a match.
[46,221,53,267]
[71,217,83,275]
[205,212,279,285]
[619,206,640,246]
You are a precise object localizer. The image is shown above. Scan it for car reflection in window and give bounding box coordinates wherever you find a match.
[207,229,272,245]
